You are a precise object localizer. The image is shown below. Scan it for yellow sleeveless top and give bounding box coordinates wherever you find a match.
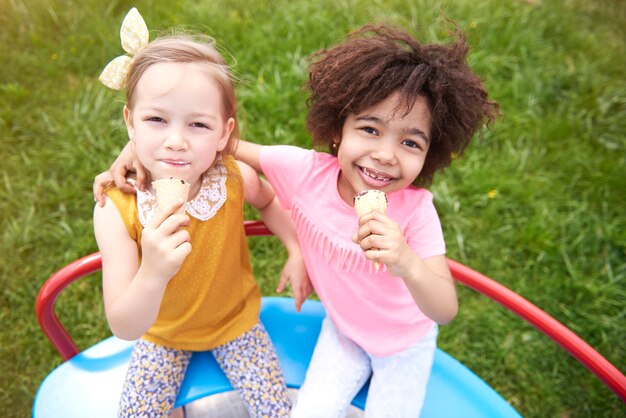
[105,155,260,351]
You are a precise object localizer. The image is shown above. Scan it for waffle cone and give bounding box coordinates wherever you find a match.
[354,190,387,217]
[152,178,190,215]
[353,190,387,270]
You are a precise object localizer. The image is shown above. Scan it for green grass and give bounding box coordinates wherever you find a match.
[1,0,624,416]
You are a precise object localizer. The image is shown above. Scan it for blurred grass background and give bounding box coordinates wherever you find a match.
[1,0,624,416]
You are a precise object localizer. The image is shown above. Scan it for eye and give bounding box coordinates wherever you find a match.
[402,139,424,150]
[145,116,165,123]
[360,126,378,135]
[191,122,211,129]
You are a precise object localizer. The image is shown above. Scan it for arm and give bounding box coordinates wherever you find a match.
[355,211,458,324]
[93,141,149,207]
[94,138,262,205]
[234,139,263,173]
[237,160,313,311]
[94,197,191,339]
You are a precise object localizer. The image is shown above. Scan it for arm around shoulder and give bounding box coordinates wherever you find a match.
[237,160,312,310]
[235,140,263,173]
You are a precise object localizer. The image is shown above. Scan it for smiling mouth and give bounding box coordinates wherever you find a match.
[359,166,394,182]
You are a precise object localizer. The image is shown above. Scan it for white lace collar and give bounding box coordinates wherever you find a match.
[135,159,228,226]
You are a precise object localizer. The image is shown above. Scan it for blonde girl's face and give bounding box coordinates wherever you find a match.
[124,62,234,198]
[336,92,432,206]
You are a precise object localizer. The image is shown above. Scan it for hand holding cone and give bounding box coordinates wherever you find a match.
[353,190,387,270]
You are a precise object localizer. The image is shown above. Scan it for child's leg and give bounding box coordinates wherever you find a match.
[118,339,191,418]
[212,322,291,417]
[291,317,371,418]
[364,324,438,417]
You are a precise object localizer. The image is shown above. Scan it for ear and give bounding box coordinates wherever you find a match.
[331,135,341,153]
[123,105,135,141]
[217,117,235,152]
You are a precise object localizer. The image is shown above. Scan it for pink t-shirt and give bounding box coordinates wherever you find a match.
[260,145,446,356]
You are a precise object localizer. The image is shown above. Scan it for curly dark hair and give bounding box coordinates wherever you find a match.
[306,23,499,186]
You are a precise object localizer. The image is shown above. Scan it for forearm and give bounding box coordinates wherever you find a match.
[105,269,168,340]
[259,196,301,255]
[239,160,300,254]
[401,255,458,325]
[235,140,263,172]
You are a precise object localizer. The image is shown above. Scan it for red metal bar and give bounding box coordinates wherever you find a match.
[35,221,625,401]
[243,219,273,236]
[448,259,626,402]
[35,253,102,360]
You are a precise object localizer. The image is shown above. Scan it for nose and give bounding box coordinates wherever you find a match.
[371,138,397,165]
[163,127,187,150]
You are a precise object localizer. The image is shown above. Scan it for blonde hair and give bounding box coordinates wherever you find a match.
[125,35,239,155]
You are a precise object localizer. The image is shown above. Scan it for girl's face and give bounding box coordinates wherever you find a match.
[124,62,234,198]
[336,92,432,205]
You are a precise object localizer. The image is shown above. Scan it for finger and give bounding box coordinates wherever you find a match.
[118,182,137,195]
[357,211,376,226]
[93,183,108,207]
[174,241,192,258]
[359,211,391,230]
[364,248,384,264]
[169,228,191,247]
[159,214,190,239]
[147,199,186,229]
[276,273,289,293]
[111,164,129,189]
[93,173,112,207]
[361,234,388,254]
[355,223,375,244]
[163,241,192,272]
[134,161,148,191]
[357,234,372,252]
[294,293,302,312]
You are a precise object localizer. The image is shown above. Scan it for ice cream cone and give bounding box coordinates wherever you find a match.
[354,190,388,270]
[152,177,190,215]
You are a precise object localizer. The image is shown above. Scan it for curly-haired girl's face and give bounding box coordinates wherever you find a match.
[336,93,431,206]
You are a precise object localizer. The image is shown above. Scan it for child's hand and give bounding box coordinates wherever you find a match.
[93,141,148,207]
[277,251,313,312]
[353,211,415,277]
[139,199,191,283]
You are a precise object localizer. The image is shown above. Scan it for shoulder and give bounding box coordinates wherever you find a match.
[390,186,434,207]
[93,187,137,242]
[103,183,136,206]
[234,158,255,178]
[260,145,317,168]
[389,187,439,224]
[222,154,240,174]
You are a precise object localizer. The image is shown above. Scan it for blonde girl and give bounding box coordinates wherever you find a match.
[94,9,307,418]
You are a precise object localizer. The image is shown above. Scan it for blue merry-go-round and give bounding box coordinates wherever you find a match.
[33,221,626,417]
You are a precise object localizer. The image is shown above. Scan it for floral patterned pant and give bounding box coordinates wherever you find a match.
[119,322,291,417]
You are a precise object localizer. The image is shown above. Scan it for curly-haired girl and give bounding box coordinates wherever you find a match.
[239,23,499,417]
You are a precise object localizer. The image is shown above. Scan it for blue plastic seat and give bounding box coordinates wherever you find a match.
[35,222,626,414]
[34,296,520,417]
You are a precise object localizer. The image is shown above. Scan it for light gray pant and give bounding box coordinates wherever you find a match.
[291,317,437,418]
